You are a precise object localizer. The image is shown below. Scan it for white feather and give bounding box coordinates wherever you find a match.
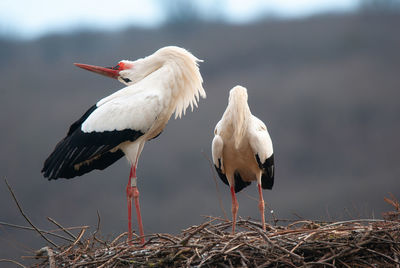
[212,134,224,171]
[248,115,274,163]
[82,92,163,133]
[82,67,171,133]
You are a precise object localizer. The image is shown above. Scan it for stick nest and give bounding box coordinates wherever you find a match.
[30,215,400,268]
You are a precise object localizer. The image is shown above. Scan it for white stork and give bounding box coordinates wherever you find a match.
[212,86,274,233]
[42,46,206,244]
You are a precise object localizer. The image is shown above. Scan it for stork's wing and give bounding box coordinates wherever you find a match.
[42,91,163,180]
[249,116,274,190]
[82,91,163,133]
[212,122,229,186]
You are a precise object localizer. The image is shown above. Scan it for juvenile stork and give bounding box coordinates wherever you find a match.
[212,86,274,233]
[42,46,206,244]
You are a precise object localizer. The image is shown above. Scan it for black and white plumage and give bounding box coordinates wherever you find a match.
[42,46,206,244]
[212,85,274,232]
[42,104,142,179]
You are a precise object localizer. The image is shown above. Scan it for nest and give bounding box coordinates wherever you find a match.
[28,215,400,268]
[3,179,400,267]
[0,180,400,268]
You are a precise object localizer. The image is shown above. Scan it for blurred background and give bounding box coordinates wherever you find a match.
[1,0,399,264]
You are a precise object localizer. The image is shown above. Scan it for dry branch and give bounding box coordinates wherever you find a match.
[0,258,27,268]
[4,178,59,248]
[0,221,75,243]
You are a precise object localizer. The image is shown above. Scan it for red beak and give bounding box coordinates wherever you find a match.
[74,63,120,79]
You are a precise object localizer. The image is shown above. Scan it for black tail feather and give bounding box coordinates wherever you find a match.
[233,171,251,193]
[214,164,252,193]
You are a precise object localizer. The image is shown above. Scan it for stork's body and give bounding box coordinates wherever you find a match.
[42,46,205,244]
[212,86,274,232]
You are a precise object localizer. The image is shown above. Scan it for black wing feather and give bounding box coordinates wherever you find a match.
[42,105,144,180]
[256,153,274,190]
[214,164,229,186]
[67,104,97,135]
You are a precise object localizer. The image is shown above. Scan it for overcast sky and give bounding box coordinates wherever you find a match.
[0,0,359,39]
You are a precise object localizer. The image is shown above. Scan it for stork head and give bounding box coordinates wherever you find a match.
[229,85,248,104]
[74,48,178,86]
[74,61,136,85]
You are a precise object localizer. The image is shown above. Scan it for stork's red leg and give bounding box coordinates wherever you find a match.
[133,184,145,245]
[257,183,266,231]
[230,186,239,234]
[126,165,135,243]
[126,164,145,245]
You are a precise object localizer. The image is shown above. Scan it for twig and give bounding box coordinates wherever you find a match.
[60,228,86,256]
[93,210,108,246]
[94,209,101,236]
[225,243,244,254]
[97,247,131,268]
[252,226,304,262]
[337,259,352,268]
[324,218,400,227]
[0,221,75,242]
[0,259,27,268]
[265,203,279,226]
[306,261,336,267]
[290,232,315,253]
[4,178,59,248]
[36,247,55,268]
[179,219,214,245]
[364,248,400,265]
[287,220,315,229]
[237,250,249,265]
[221,232,244,252]
[110,232,128,246]
[47,217,79,241]
[201,150,228,220]
[156,233,179,244]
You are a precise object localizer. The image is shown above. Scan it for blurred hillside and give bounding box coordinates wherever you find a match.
[1,12,400,263]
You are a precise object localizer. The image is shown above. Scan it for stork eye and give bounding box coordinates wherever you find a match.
[121,77,132,83]
[105,64,122,70]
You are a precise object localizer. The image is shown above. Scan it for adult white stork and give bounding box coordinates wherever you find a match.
[212,86,274,233]
[42,46,206,244]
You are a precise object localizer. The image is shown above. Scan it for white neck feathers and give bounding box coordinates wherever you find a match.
[223,86,251,148]
[154,46,206,119]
